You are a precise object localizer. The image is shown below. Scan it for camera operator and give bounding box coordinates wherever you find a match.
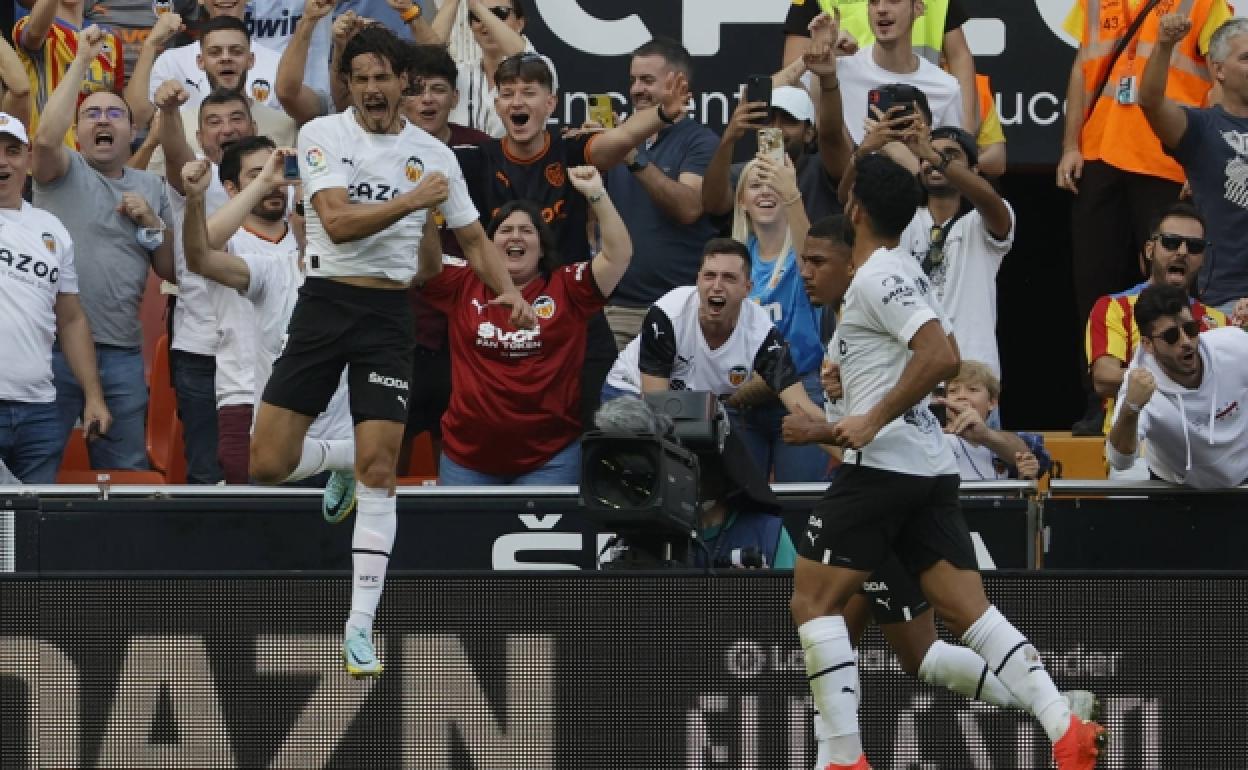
[592,396,796,569]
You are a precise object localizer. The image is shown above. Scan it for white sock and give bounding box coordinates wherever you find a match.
[962,606,1070,742]
[812,712,832,770]
[346,483,396,635]
[918,639,1020,709]
[799,616,862,764]
[284,438,355,482]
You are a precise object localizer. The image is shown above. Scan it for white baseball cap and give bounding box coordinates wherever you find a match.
[771,86,816,124]
[0,113,30,145]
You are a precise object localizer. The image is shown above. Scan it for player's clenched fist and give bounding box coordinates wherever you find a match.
[1124,368,1156,413]
[405,171,449,211]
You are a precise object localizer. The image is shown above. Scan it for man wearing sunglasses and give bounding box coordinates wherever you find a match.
[1087,202,1231,437]
[32,26,176,474]
[1107,283,1248,489]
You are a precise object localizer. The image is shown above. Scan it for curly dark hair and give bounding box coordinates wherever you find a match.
[851,153,923,239]
[337,24,409,80]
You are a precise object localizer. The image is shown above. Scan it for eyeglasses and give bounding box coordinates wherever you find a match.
[469,5,512,23]
[1149,319,1201,345]
[1152,233,1208,254]
[81,106,127,121]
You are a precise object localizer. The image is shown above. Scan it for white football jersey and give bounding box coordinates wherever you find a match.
[605,286,796,397]
[148,42,284,111]
[0,204,77,403]
[167,169,229,357]
[831,247,957,477]
[238,237,352,440]
[298,109,479,284]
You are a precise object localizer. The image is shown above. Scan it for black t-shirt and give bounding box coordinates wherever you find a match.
[782,0,967,37]
[454,129,597,264]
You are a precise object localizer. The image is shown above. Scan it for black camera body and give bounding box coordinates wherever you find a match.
[580,392,731,567]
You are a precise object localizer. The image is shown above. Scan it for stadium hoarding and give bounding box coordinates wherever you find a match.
[12,484,1035,572]
[524,0,1079,166]
[2,573,1244,768]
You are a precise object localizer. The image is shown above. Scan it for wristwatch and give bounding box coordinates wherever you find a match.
[400,4,421,22]
[135,220,166,250]
[627,147,651,174]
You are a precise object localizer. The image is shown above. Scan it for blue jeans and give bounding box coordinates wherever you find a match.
[52,346,150,471]
[0,400,67,483]
[171,350,222,484]
[439,440,581,486]
[732,370,829,482]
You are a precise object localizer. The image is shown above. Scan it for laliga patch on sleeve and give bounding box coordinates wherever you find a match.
[305,146,329,177]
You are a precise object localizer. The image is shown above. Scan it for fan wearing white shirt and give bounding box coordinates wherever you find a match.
[0,115,111,483]
[127,15,285,133]
[1108,283,1248,489]
[833,0,961,146]
[782,154,1105,770]
[153,84,261,485]
[899,124,1014,380]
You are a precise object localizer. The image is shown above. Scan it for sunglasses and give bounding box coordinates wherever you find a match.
[1152,233,1208,254]
[1149,320,1201,345]
[81,106,127,121]
[469,5,512,23]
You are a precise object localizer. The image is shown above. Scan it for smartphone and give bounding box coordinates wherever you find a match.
[745,74,772,109]
[283,153,300,180]
[587,94,615,129]
[757,127,785,164]
[867,83,921,120]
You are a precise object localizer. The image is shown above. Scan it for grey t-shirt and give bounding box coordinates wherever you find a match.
[33,152,172,348]
[1173,105,1248,306]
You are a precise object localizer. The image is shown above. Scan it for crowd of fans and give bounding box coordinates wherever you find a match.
[0,0,1246,491]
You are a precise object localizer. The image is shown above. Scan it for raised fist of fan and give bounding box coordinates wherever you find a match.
[1157,13,1193,45]
[76,25,106,63]
[181,159,213,197]
[154,79,189,113]
[1124,368,1156,413]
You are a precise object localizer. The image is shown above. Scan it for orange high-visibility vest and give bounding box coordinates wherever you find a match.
[1078,0,1214,182]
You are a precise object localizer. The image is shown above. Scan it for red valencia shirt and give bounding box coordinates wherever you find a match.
[421,260,606,475]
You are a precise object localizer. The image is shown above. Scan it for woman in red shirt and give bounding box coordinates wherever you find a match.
[418,165,632,484]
